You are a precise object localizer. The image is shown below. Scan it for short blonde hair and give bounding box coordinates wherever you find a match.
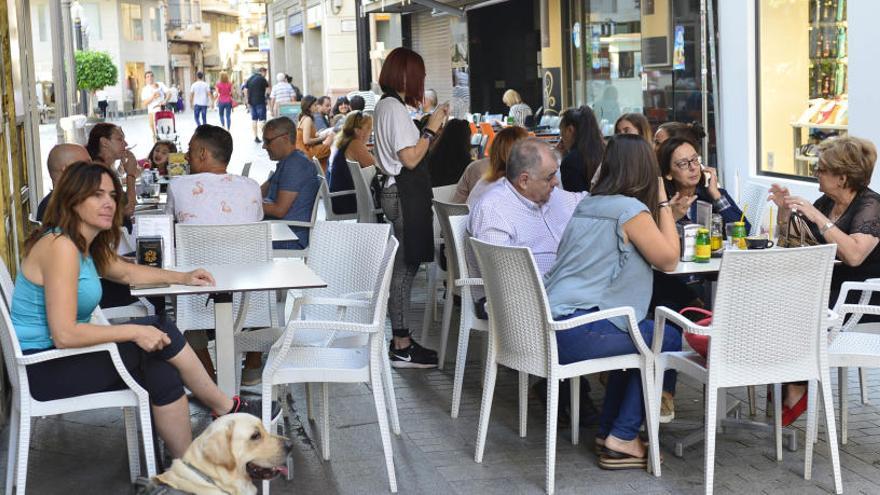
[219,71,229,83]
[818,136,877,192]
[502,89,522,107]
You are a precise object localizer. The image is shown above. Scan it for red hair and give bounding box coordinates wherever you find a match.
[378,47,426,108]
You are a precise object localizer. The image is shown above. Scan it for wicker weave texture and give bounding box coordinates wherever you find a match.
[470,239,552,377]
[708,246,836,387]
[174,222,276,330]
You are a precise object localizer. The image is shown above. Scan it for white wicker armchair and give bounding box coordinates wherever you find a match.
[432,203,489,418]
[469,238,660,495]
[0,262,156,494]
[261,236,400,494]
[652,245,842,495]
[311,157,357,222]
[174,222,280,392]
[827,280,880,444]
[346,160,383,223]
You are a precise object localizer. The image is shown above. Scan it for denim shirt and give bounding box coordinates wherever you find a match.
[544,194,652,330]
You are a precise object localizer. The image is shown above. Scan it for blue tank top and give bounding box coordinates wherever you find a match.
[11,249,103,351]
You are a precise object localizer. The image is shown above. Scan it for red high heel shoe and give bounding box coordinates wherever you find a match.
[781,392,808,426]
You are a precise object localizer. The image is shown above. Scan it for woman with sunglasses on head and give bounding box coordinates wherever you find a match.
[657,136,748,230]
[328,111,375,215]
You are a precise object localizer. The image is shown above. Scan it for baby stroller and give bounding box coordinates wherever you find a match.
[154,110,179,146]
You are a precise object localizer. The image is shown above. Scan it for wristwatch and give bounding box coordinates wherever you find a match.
[820,221,835,235]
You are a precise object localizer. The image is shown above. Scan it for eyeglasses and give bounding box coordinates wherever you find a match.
[263,133,287,146]
[811,162,828,177]
[673,155,702,170]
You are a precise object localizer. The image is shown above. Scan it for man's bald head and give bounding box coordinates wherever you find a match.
[47,144,90,185]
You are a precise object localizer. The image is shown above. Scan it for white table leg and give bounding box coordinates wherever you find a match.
[213,293,236,397]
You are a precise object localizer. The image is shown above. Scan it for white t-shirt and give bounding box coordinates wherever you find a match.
[190,80,211,107]
[95,89,108,102]
[141,83,167,113]
[373,97,420,187]
[166,173,264,224]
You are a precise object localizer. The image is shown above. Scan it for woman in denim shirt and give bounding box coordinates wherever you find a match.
[544,135,682,470]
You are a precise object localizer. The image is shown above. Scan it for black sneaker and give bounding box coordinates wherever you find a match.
[389,341,438,369]
[215,395,282,421]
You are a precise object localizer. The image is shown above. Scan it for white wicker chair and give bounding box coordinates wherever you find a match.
[346,160,383,223]
[470,239,660,495]
[261,236,400,494]
[286,222,400,435]
[174,222,280,392]
[827,280,880,444]
[433,203,490,417]
[269,174,324,258]
[420,186,460,344]
[421,200,470,371]
[0,261,156,494]
[652,245,842,495]
[312,157,357,222]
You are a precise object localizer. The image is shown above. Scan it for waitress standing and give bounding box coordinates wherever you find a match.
[374,47,449,368]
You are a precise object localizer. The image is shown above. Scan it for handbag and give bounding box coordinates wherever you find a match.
[680,307,713,359]
[777,212,820,248]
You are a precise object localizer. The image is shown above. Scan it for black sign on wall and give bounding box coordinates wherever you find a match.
[542,67,561,114]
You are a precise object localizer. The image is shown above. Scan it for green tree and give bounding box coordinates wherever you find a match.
[74,50,118,117]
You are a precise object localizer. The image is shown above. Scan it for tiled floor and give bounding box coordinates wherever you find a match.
[4,264,880,494]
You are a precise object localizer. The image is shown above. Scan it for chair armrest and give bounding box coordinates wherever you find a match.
[18,342,118,365]
[454,277,483,287]
[654,306,711,336]
[268,318,380,368]
[548,306,653,357]
[548,306,637,332]
[296,296,371,310]
[327,190,356,199]
[267,219,312,228]
[100,304,149,321]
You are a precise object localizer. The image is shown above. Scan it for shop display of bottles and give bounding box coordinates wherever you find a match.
[808,0,847,99]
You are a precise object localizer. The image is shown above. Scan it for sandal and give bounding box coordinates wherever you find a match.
[598,447,648,470]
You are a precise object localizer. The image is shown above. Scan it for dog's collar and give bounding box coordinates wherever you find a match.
[181,460,234,495]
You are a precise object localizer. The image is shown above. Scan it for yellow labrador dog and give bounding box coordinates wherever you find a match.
[147,413,290,495]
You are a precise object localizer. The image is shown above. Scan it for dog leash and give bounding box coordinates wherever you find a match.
[182,460,234,495]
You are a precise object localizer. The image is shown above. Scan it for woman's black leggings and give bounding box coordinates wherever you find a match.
[24,316,186,406]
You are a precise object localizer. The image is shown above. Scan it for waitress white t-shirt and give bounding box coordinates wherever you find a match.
[373,96,420,187]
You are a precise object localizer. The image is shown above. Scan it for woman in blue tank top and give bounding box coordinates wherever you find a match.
[544,135,682,470]
[10,162,270,458]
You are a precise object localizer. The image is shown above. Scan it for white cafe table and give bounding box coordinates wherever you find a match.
[663,257,722,275]
[131,258,326,396]
[269,222,299,242]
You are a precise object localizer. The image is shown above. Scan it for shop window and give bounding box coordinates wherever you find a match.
[121,3,144,41]
[757,0,848,180]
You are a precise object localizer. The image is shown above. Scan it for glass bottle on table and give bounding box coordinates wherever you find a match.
[710,214,724,252]
[694,228,711,263]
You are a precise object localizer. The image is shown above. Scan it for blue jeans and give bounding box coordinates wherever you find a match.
[194,105,208,126]
[217,102,232,128]
[555,308,681,441]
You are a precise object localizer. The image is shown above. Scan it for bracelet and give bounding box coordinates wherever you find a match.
[658,201,670,208]
[820,221,835,235]
[421,129,437,143]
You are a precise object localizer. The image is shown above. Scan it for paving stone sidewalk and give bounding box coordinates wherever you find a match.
[3,277,880,494]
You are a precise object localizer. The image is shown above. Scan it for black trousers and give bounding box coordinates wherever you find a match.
[24,316,186,406]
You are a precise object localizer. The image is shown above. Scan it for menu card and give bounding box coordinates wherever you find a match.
[134,214,175,268]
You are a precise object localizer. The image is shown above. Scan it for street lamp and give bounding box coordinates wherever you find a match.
[71,0,90,114]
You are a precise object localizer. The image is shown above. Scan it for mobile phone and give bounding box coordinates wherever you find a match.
[130,283,170,290]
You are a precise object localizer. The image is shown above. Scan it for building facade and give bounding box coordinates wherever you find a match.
[268,0,359,98]
[31,0,170,114]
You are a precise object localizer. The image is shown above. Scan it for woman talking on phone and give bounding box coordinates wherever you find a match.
[373,47,449,368]
[10,162,270,458]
